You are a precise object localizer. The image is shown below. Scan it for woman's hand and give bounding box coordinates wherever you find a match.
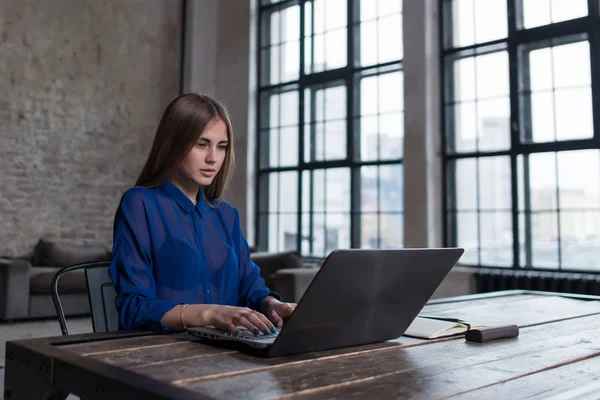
[197,304,277,336]
[261,296,297,328]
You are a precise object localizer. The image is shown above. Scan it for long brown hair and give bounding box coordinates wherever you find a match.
[135,93,235,205]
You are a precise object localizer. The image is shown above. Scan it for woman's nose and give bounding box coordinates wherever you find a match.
[206,148,216,162]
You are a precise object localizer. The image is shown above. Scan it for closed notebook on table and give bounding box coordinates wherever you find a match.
[404,316,487,339]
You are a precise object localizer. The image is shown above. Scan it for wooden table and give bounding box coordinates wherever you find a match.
[5,290,600,399]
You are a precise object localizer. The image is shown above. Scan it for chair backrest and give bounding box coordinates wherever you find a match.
[51,260,119,335]
[85,262,119,333]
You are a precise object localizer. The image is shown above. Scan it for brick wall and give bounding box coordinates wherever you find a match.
[0,0,182,257]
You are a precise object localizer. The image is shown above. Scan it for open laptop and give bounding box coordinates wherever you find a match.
[187,247,464,357]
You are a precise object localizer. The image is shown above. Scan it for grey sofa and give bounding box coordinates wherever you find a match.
[0,240,111,321]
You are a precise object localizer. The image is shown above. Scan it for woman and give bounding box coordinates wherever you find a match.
[109,93,296,335]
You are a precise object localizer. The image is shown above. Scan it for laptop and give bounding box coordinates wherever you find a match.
[187,247,464,357]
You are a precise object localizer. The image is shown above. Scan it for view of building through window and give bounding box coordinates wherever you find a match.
[257,0,599,271]
[257,0,404,256]
[444,0,599,271]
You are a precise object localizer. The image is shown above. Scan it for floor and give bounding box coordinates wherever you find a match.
[1,316,92,399]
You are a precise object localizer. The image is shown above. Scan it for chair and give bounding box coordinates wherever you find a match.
[51,260,119,335]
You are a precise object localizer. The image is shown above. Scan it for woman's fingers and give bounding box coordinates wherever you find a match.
[223,322,238,335]
[232,315,261,335]
[247,311,276,334]
[269,309,283,327]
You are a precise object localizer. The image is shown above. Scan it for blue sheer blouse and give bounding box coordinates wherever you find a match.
[109,180,279,332]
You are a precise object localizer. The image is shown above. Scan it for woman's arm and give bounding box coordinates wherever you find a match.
[109,190,183,332]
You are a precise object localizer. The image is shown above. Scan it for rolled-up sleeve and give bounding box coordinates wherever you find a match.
[232,208,281,311]
[109,190,180,332]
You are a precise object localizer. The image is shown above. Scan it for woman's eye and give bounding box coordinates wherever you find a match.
[218,145,228,150]
[198,143,207,148]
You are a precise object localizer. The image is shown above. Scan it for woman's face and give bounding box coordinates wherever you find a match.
[179,118,229,188]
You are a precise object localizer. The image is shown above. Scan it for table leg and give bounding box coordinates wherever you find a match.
[4,341,61,400]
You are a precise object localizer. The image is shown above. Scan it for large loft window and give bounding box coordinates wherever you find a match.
[443,0,600,271]
[256,0,404,256]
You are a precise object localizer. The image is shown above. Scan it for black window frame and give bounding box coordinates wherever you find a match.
[441,0,600,273]
[256,0,405,255]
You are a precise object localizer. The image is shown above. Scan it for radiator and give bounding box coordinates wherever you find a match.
[475,269,600,296]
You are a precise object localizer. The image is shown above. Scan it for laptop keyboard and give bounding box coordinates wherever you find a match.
[224,327,280,340]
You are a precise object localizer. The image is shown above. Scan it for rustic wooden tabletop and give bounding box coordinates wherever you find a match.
[5,290,600,399]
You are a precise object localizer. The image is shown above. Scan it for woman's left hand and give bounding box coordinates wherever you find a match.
[261,297,297,328]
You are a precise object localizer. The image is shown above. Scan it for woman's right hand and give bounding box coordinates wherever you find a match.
[198,305,277,336]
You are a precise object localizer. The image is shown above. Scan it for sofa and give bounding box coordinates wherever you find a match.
[0,241,307,321]
[0,239,112,321]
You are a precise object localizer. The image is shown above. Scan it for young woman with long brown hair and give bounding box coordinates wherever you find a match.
[109,93,296,335]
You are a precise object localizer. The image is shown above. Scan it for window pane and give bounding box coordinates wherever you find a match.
[478,157,511,210]
[554,88,593,141]
[456,212,479,264]
[261,6,300,85]
[305,0,347,73]
[557,150,600,210]
[361,165,403,213]
[480,212,513,267]
[379,112,404,160]
[305,84,347,162]
[380,213,403,248]
[518,154,562,269]
[448,0,507,48]
[359,20,378,66]
[377,14,403,63]
[268,214,278,251]
[312,213,326,255]
[261,91,299,168]
[312,170,326,212]
[279,171,298,213]
[452,57,476,101]
[379,72,403,113]
[326,168,351,212]
[358,71,403,161]
[378,0,402,16]
[521,40,593,143]
[279,91,298,126]
[359,0,403,66]
[452,159,477,211]
[476,52,509,99]
[519,153,558,212]
[361,166,378,212]
[306,168,350,213]
[531,212,560,269]
[379,164,403,212]
[361,213,379,248]
[560,212,600,271]
[447,52,510,153]
[326,213,350,253]
[268,129,280,167]
[359,115,378,161]
[522,0,588,29]
[477,98,510,151]
[278,213,298,251]
[448,102,477,153]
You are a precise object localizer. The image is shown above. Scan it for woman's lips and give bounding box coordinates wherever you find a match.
[200,169,216,177]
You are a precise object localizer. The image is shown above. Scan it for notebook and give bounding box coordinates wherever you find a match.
[404,316,488,339]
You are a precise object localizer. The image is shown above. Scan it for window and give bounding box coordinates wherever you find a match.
[443,0,600,271]
[257,0,404,256]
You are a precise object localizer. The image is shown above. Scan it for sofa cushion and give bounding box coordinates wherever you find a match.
[32,239,111,268]
[29,267,88,295]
